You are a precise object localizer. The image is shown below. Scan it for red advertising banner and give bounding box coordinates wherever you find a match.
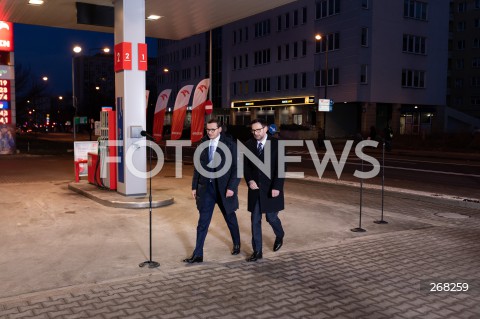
[138,43,148,71]
[152,89,171,141]
[114,42,132,72]
[0,21,14,52]
[190,78,210,143]
[170,85,194,140]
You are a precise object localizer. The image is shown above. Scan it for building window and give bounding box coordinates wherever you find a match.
[277,15,282,31]
[361,28,368,47]
[233,31,237,44]
[245,54,249,68]
[471,77,480,87]
[302,7,307,24]
[475,18,480,28]
[458,1,467,12]
[402,69,426,88]
[472,97,480,105]
[293,41,298,58]
[294,10,299,26]
[277,46,282,61]
[238,55,243,69]
[233,82,237,95]
[254,78,271,93]
[245,27,249,41]
[285,13,290,29]
[254,49,271,65]
[285,44,290,60]
[301,72,307,88]
[362,0,369,9]
[285,75,290,90]
[254,19,271,38]
[245,81,249,94]
[293,73,298,89]
[454,78,464,88]
[456,58,465,69]
[474,38,480,48]
[472,57,480,68]
[316,0,340,19]
[403,0,428,21]
[457,21,466,31]
[360,64,368,84]
[320,32,340,52]
[457,40,466,50]
[277,76,282,91]
[403,34,426,54]
[315,67,340,86]
[233,57,236,70]
[293,114,303,125]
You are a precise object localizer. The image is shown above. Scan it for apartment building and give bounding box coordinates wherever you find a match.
[449,0,480,120]
[157,0,449,137]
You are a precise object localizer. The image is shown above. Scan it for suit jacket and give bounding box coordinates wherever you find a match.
[192,134,240,213]
[243,135,285,213]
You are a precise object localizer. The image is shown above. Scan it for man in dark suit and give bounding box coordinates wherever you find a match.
[243,118,285,262]
[184,118,241,263]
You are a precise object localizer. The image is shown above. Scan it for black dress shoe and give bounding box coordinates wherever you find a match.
[182,255,203,263]
[231,244,240,255]
[246,251,262,262]
[273,237,283,252]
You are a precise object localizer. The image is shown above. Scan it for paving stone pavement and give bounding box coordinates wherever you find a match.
[1,224,479,319]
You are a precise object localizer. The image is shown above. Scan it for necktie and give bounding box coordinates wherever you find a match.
[209,145,215,162]
[257,142,263,156]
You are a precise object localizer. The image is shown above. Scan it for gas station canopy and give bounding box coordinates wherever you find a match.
[0,0,296,40]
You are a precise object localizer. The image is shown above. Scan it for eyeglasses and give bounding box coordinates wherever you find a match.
[251,127,265,133]
[206,128,219,133]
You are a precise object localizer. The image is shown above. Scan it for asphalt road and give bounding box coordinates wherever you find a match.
[9,133,480,199]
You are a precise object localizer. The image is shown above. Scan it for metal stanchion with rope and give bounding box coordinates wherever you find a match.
[374,140,388,224]
[351,158,367,233]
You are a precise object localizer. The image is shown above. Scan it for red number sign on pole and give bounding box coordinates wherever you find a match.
[114,42,132,72]
[138,43,148,71]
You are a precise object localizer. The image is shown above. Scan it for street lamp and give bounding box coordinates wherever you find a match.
[72,45,82,141]
[315,34,328,99]
[315,34,329,140]
[71,45,111,141]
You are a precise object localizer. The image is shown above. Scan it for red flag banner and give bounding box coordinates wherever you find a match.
[190,78,210,143]
[152,89,171,141]
[170,85,194,140]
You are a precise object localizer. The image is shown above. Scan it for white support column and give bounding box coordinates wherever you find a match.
[114,0,147,196]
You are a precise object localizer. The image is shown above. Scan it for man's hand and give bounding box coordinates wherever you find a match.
[226,189,234,197]
[248,180,259,190]
[191,189,196,199]
[272,189,280,197]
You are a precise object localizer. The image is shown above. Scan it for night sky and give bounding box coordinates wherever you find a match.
[13,23,157,96]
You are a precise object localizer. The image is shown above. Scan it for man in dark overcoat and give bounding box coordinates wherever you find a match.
[243,118,285,262]
[184,118,241,263]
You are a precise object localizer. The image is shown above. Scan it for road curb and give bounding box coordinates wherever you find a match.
[303,176,480,210]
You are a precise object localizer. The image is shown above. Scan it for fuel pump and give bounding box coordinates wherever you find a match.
[99,107,117,190]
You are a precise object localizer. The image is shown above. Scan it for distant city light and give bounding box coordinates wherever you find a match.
[147,15,162,20]
[28,0,44,5]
